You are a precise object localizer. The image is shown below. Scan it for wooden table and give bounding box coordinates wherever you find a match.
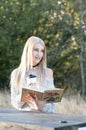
[0,108,86,130]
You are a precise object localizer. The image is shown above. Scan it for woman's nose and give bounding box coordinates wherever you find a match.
[37,51,41,55]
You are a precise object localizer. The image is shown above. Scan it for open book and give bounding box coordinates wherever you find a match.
[21,87,66,103]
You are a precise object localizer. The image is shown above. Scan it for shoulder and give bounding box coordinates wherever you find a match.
[45,67,53,78]
[11,68,18,78]
[10,68,18,86]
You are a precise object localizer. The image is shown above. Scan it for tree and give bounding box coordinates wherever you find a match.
[0,0,86,97]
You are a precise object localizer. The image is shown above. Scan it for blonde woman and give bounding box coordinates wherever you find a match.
[10,36,55,113]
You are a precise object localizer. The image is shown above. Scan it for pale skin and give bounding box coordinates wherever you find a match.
[32,43,44,66]
[25,43,53,111]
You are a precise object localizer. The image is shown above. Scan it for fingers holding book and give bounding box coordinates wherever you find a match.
[23,92,36,103]
[22,92,46,112]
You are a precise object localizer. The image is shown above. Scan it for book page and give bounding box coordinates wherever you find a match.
[43,89,64,102]
[21,88,43,102]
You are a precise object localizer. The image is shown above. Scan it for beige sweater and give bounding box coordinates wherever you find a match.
[10,69,55,113]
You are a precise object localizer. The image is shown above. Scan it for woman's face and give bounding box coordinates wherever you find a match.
[32,43,44,66]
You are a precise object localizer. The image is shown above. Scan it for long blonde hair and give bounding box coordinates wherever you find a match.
[11,36,47,89]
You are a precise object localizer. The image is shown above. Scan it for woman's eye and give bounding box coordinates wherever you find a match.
[34,49,38,51]
[41,50,44,53]
[33,48,44,53]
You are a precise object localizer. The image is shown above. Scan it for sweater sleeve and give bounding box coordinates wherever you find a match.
[10,69,24,109]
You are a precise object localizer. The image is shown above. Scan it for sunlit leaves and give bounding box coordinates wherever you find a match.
[0,0,86,92]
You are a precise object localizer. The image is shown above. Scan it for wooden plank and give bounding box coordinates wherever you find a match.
[0,109,86,130]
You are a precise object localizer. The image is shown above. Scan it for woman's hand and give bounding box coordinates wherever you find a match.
[24,93,48,112]
[24,93,36,104]
[34,95,49,111]
[24,92,42,111]
[35,100,46,111]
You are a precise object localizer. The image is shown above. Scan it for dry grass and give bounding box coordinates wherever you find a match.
[55,95,86,115]
[0,90,86,115]
[0,90,11,108]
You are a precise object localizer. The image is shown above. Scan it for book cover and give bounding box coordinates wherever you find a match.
[21,87,66,103]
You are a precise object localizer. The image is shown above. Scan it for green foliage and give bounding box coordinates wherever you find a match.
[0,0,86,96]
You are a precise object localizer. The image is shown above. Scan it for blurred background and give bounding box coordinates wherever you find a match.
[0,0,86,114]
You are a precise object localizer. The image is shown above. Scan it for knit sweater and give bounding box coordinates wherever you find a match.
[10,69,55,113]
